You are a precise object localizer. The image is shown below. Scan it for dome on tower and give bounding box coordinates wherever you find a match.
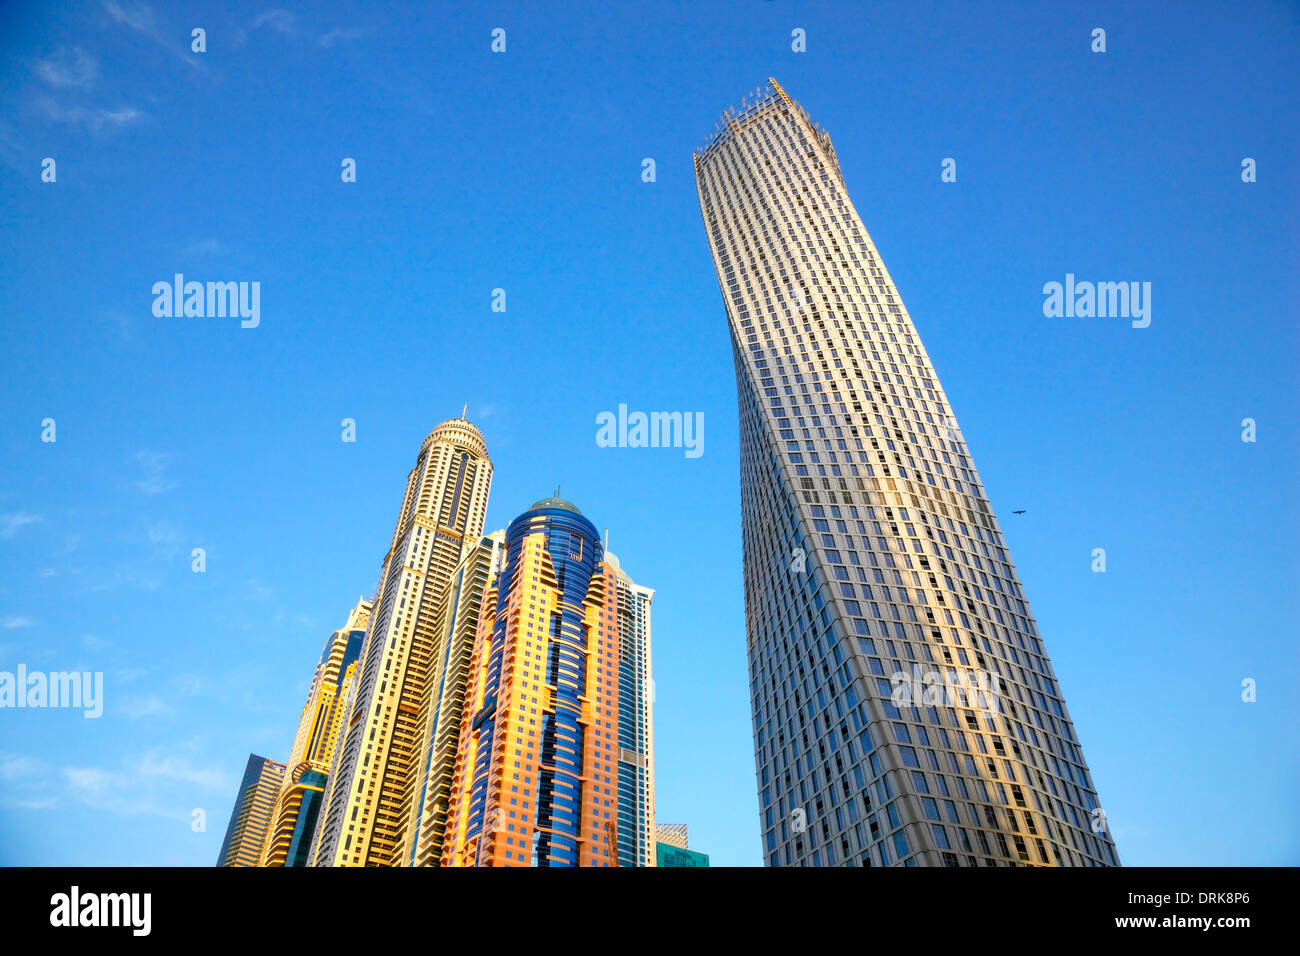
[422,415,489,459]
[528,495,582,515]
[528,487,582,515]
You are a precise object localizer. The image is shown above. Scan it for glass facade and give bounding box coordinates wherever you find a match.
[694,79,1119,868]
[402,532,507,867]
[611,558,654,866]
[283,771,328,867]
[442,497,653,866]
[655,842,710,868]
[216,754,286,867]
[313,418,492,866]
[263,602,370,867]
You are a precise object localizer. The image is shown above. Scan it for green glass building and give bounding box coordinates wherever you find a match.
[656,842,710,867]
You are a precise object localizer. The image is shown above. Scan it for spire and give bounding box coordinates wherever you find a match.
[461,403,468,420]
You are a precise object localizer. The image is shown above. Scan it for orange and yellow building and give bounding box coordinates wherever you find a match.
[260,599,370,866]
[442,494,627,867]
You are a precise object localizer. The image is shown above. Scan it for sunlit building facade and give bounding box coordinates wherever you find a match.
[694,79,1119,867]
[655,821,689,849]
[262,599,370,867]
[442,495,651,867]
[608,552,655,867]
[217,754,286,867]
[400,531,507,867]
[262,771,328,867]
[313,416,493,866]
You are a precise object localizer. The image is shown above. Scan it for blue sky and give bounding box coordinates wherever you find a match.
[0,0,1296,866]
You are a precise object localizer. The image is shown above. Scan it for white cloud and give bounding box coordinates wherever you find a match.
[33,46,100,89]
[38,98,143,130]
[64,766,115,794]
[0,512,41,539]
[251,9,296,37]
[0,754,47,782]
[138,752,226,790]
[102,1,204,70]
[0,755,57,810]
[58,742,229,821]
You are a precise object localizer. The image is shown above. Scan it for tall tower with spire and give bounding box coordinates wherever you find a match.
[312,417,493,866]
[694,79,1118,867]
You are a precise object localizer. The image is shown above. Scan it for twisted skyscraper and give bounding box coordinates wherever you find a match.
[694,79,1118,867]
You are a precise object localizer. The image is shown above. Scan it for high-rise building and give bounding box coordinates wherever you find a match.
[654,823,709,866]
[607,551,655,867]
[313,416,493,866]
[441,495,653,867]
[399,530,507,867]
[216,754,286,867]
[261,599,370,867]
[655,821,689,849]
[657,842,711,867]
[260,771,328,868]
[694,79,1119,867]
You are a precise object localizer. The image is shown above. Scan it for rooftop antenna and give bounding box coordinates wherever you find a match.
[604,528,609,552]
[554,484,561,499]
[461,402,468,420]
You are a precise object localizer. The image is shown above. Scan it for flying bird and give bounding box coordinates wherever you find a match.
[1012,509,1026,515]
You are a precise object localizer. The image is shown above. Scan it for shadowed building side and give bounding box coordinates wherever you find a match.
[217,754,285,867]
[399,531,507,867]
[694,79,1119,867]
